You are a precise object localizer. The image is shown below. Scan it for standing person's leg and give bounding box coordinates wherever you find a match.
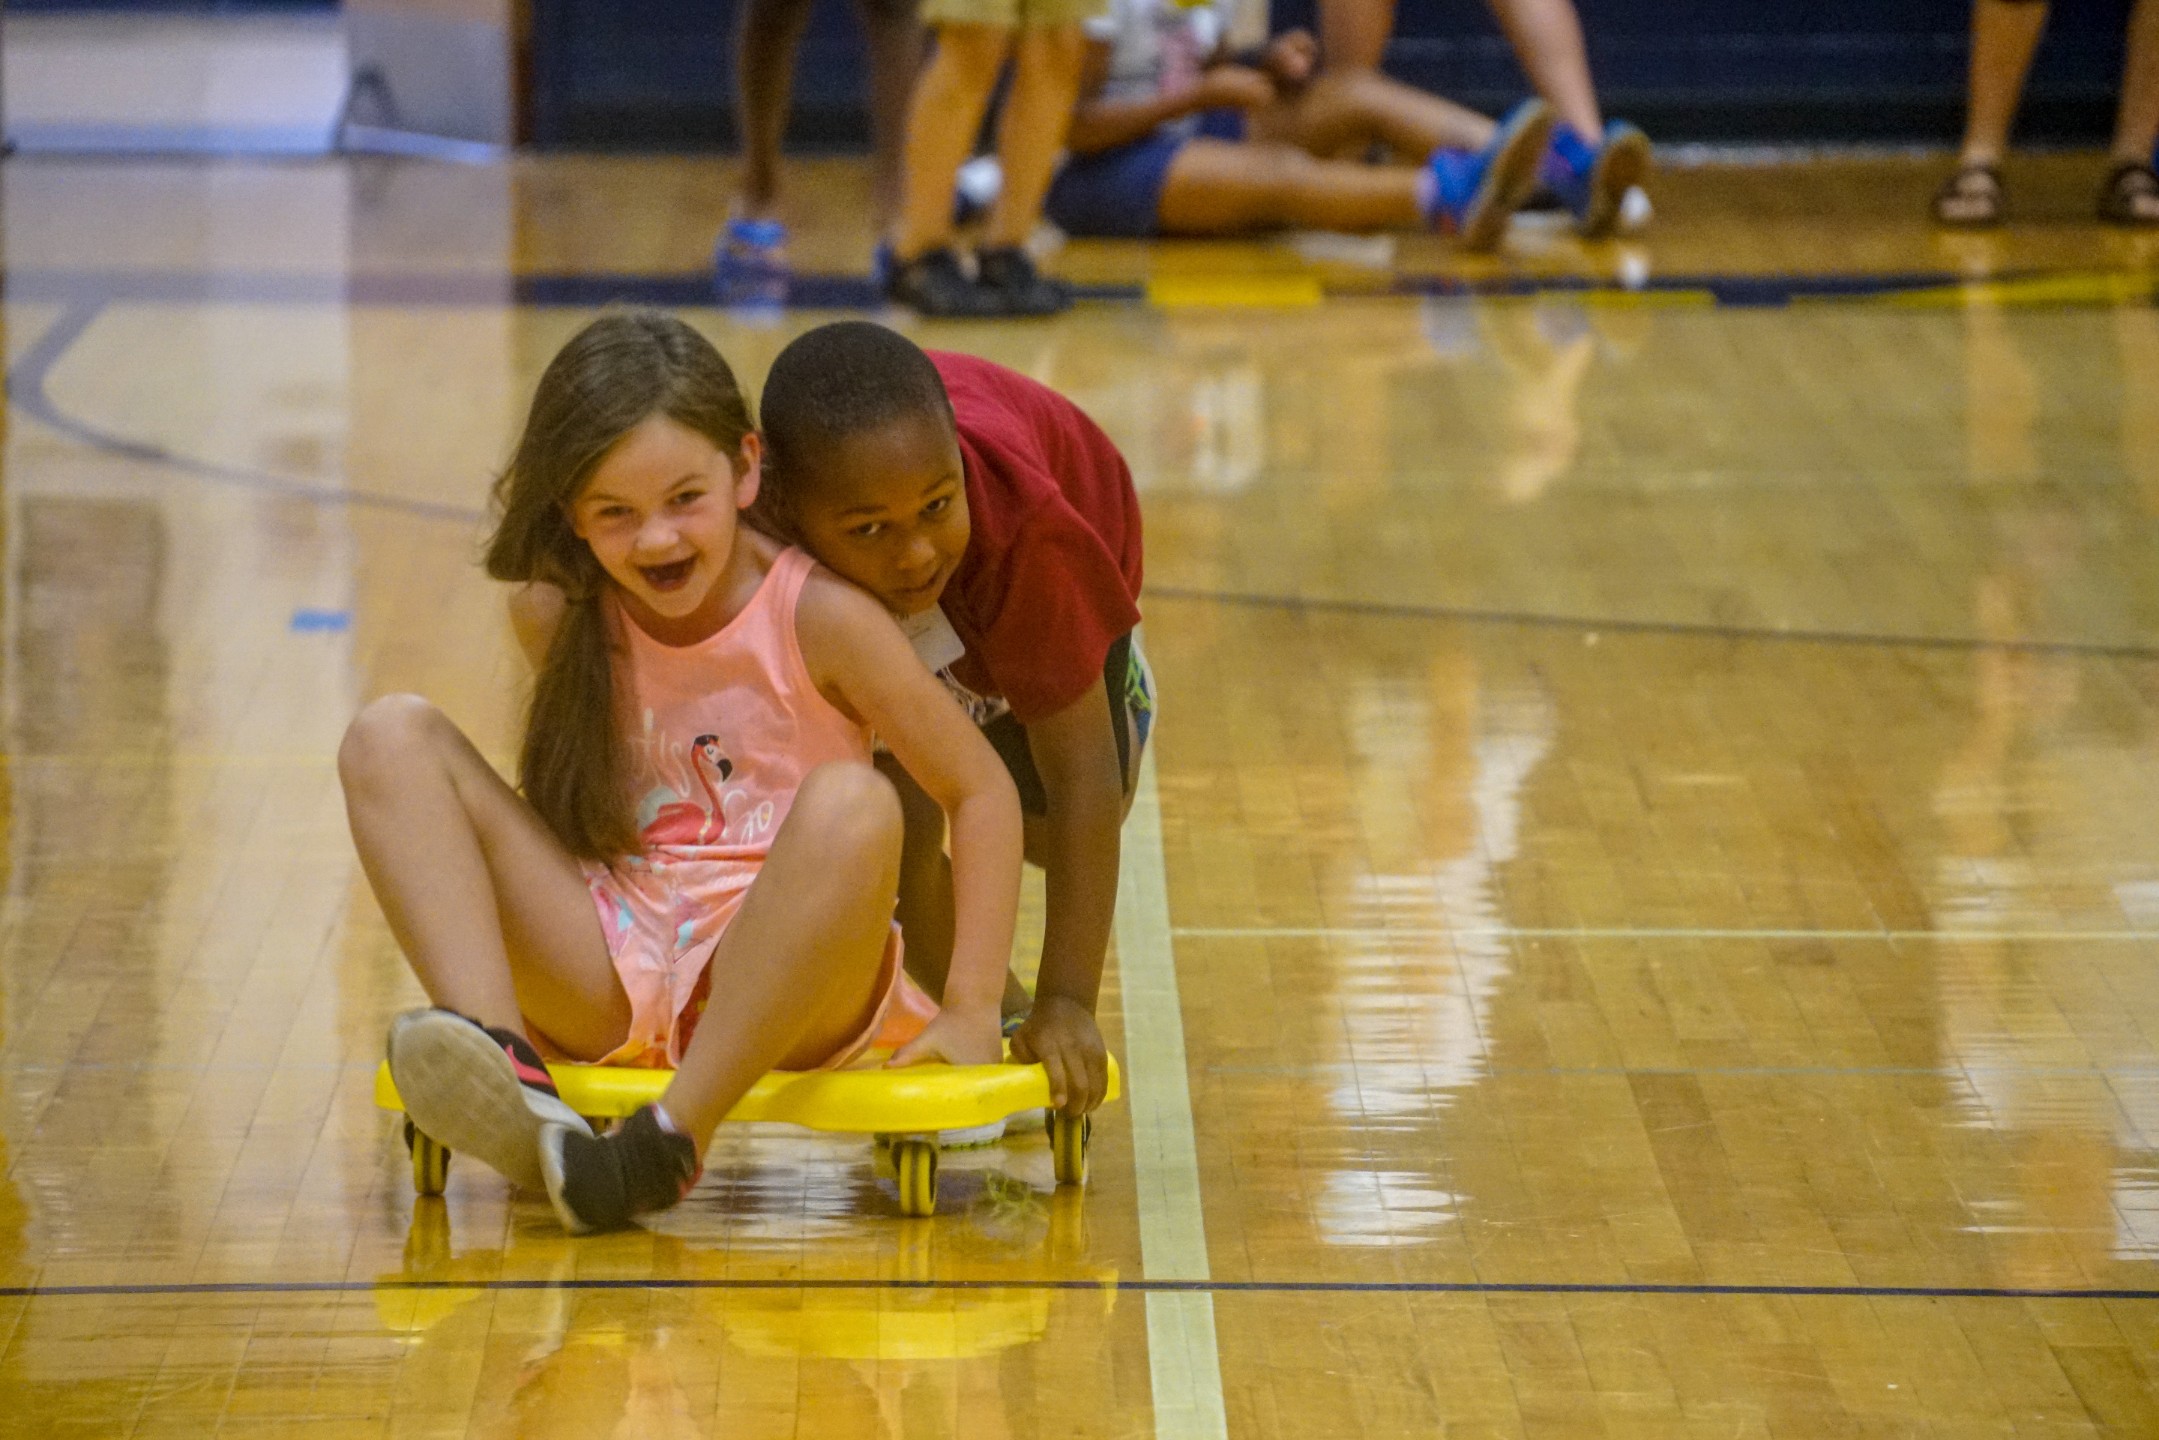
[1317,0,1395,73]
[1937,0,2049,224]
[735,0,820,226]
[1484,0,1600,137]
[979,20,1087,314]
[858,0,927,233]
[2099,0,2159,223]
[889,21,1012,314]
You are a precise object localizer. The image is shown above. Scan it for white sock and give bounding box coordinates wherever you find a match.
[650,1102,682,1137]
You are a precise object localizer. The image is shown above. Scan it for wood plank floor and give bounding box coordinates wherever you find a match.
[3,151,2158,1435]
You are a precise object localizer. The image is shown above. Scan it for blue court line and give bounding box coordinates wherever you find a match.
[3,1277,2156,1301]
[3,263,2153,312]
[9,295,2157,663]
[1147,587,2159,663]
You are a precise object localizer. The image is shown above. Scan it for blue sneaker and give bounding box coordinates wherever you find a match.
[1540,120,1651,238]
[1426,99,1553,251]
[713,216,789,306]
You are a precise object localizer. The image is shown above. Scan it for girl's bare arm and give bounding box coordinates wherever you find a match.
[507,581,568,671]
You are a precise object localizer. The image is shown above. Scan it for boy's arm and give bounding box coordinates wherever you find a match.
[1011,676,1123,1114]
[796,571,1022,1065]
[507,581,567,671]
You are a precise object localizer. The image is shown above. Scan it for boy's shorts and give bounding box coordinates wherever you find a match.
[1045,111,1248,239]
[983,629,1155,816]
[922,0,1099,28]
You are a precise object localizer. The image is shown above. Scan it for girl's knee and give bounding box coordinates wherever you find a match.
[338,693,449,790]
[794,761,904,856]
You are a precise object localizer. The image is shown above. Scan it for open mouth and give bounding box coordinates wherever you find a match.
[637,557,697,593]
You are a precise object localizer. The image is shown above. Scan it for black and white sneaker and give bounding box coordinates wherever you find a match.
[539,1105,702,1235]
[885,247,1000,318]
[976,246,1072,317]
[386,1008,591,1193]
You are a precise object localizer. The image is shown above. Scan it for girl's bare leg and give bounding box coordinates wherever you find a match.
[1484,0,1602,137]
[1255,69,1494,159]
[1961,0,2049,165]
[1156,139,1424,234]
[2114,0,2159,162]
[338,693,630,1059]
[896,23,1011,258]
[659,762,907,1142]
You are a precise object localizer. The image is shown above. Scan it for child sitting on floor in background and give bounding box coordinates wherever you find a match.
[339,311,1022,1233]
[751,322,1145,1119]
[1047,0,1551,248]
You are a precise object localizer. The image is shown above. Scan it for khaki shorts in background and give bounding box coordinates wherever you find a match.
[921,0,1102,29]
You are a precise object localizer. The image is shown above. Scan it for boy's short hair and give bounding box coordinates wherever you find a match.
[760,322,956,509]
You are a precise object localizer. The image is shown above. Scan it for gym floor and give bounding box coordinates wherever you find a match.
[3,149,2159,1435]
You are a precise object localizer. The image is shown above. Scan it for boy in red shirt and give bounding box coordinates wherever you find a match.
[756,321,1147,1115]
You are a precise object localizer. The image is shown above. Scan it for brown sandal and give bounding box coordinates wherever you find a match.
[1933,164,2004,227]
[2098,161,2159,226]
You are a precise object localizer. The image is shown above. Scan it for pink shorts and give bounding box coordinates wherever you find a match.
[580,857,938,1070]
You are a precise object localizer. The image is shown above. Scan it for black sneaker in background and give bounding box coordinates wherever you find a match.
[977,246,1072,317]
[540,1104,702,1235]
[884,247,1000,318]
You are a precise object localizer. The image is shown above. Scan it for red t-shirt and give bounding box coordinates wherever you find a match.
[930,351,1144,725]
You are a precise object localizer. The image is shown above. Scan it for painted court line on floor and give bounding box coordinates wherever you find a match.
[1118,747,1230,1440]
[7,1278,2156,1301]
[1175,926,2159,943]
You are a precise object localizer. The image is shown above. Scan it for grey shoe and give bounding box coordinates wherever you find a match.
[386,1008,591,1193]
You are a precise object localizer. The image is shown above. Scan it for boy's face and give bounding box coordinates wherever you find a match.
[791,413,971,617]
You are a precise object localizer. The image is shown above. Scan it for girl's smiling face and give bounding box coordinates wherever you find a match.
[570,414,761,637]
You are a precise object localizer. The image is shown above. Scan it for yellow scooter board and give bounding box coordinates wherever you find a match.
[374,1052,1120,1218]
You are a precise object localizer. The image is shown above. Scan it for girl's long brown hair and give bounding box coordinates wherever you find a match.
[484,311,754,860]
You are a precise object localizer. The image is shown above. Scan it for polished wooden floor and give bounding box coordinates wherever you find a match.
[4,150,2159,1436]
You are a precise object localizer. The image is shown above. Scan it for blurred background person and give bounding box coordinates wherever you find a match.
[1316,0,1650,236]
[1048,0,1553,247]
[716,0,926,288]
[1933,0,2159,225]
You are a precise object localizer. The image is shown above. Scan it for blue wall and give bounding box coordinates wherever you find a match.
[530,0,2135,147]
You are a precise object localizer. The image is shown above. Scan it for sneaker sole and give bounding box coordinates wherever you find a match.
[938,1119,1008,1148]
[1460,103,1556,252]
[1581,128,1652,239]
[387,1010,590,1194]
